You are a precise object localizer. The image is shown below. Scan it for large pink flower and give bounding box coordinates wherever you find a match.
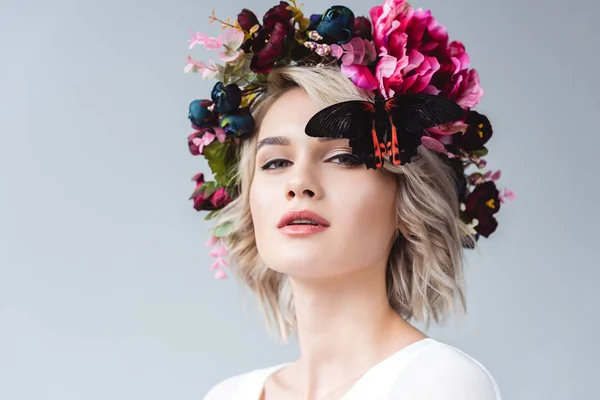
[402,8,448,58]
[370,3,445,96]
[369,0,408,53]
[392,50,440,94]
[432,41,484,108]
[368,0,483,104]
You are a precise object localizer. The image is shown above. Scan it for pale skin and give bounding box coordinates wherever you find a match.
[250,87,428,400]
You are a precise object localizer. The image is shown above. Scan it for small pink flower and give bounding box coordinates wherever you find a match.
[202,59,222,80]
[330,38,376,66]
[484,170,502,181]
[188,30,223,50]
[209,244,229,258]
[206,238,230,280]
[428,121,468,136]
[333,38,380,91]
[499,188,515,203]
[210,257,229,270]
[218,29,245,62]
[190,135,208,155]
[189,127,227,155]
[421,136,452,156]
[184,55,206,73]
[204,236,219,247]
[214,269,228,279]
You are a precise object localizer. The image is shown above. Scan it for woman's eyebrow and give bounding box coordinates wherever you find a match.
[256,136,343,154]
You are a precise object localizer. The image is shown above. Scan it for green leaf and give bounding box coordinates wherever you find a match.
[204,209,220,220]
[190,180,218,198]
[213,221,233,237]
[202,181,219,198]
[471,148,489,157]
[232,54,247,72]
[204,141,230,184]
[244,72,258,85]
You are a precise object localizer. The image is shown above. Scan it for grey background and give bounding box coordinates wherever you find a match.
[1,0,598,398]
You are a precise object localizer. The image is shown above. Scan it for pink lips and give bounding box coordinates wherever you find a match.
[277,210,330,237]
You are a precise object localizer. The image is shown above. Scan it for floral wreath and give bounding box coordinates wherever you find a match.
[184,0,514,279]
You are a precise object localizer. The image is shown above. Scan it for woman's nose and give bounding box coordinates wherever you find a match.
[284,161,323,201]
[286,186,316,200]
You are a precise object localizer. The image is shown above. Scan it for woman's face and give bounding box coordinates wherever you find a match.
[249,87,398,279]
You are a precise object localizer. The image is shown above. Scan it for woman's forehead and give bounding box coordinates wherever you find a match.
[261,90,317,127]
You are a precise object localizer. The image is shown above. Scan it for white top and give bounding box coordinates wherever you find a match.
[203,338,502,399]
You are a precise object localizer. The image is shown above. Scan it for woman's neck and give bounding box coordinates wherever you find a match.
[283,266,427,398]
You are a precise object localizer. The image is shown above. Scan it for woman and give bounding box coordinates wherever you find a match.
[186,1,507,399]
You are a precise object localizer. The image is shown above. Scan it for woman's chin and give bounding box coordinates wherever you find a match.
[267,258,328,276]
[267,258,353,280]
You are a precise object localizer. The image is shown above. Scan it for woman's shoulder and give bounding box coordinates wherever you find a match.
[387,338,502,399]
[202,363,289,400]
[202,372,246,400]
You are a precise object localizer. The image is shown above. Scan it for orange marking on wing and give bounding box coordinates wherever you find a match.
[372,127,383,168]
[384,97,396,113]
[390,122,400,165]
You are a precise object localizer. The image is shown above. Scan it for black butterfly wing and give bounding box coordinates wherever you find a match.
[305,100,378,168]
[384,94,465,165]
[305,100,375,140]
[385,94,465,133]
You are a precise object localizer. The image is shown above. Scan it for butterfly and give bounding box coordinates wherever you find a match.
[305,93,466,169]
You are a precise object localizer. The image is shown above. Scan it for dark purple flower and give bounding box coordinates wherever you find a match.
[249,1,294,73]
[211,82,242,114]
[454,110,493,153]
[237,8,260,31]
[237,9,261,51]
[353,16,372,41]
[262,1,294,31]
[463,181,501,238]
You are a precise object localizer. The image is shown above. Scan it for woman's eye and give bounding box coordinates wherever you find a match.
[259,153,360,170]
[329,153,361,166]
[260,159,291,170]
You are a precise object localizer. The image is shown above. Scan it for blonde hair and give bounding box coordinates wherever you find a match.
[214,65,472,342]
